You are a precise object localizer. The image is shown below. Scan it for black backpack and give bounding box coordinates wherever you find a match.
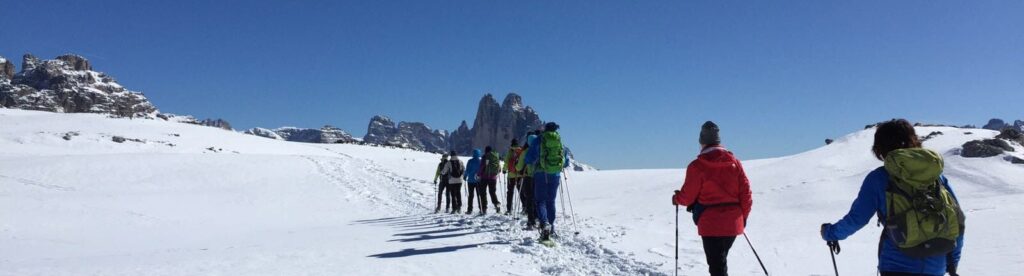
[449,160,464,178]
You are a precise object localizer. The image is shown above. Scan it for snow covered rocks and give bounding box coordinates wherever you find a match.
[961,139,1014,158]
[0,54,158,117]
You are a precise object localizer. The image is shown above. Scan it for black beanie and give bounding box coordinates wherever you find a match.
[699,121,721,145]
[544,122,559,132]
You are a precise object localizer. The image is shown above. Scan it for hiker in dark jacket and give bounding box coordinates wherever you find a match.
[477,146,502,214]
[821,119,964,276]
[433,153,450,213]
[672,121,753,276]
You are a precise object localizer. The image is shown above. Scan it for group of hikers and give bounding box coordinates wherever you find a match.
[671,120,963,276]
[429,119,964,276]
[432,122,570,242]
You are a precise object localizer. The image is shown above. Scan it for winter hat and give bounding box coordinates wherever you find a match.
[441,153,449,159]
[511,138,519,146]
[545,122,560,132]
[699,121,721,145]
[485,146,492,153]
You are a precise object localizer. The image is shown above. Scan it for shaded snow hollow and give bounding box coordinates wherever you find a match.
[0,108,1021,275]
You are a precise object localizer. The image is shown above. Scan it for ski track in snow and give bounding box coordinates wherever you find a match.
[303,153,667,275]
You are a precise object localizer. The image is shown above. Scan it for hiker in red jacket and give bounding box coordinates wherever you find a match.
[672,121,753,276]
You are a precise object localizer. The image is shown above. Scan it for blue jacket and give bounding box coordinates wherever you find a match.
[823,167,963,275]
[523,134,570,177]
[463,149,482,184]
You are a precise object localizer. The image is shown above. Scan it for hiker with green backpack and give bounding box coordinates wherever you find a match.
[821,119,964,276]
[476,146,503,214]
[524,122,571,241]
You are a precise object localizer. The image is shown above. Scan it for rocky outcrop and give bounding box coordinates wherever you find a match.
[199,118,233,131]
[983,119,1009,130]
[996,128,1024,146]
[0,53,157,117]
[363,115,448,152]
[961,139,1014,158]
[273,126,355,144]
[449,121,473,154]
[464,93,543,155]
[0,57,13,79]
[243,127,284,140]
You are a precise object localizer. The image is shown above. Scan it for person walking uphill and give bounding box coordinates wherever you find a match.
[504,139,524,215]
[463,149,483,214]
[516,135,539,229]
[440,151,465,215]
[821,119,964,276]
[433,153,451,213]
[672,121,753,276]
[477,146,503,214]
[525,122,571,242]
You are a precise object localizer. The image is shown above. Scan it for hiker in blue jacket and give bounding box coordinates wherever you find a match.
[821,119,963,276]
[463,149,483,214]
[524,123,571,241]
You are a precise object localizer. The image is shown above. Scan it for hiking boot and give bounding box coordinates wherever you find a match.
[434,207,441,213]
[540,225,552,240]
[496,206,501,213]
[525,223,536,230]
[465,209,473,215]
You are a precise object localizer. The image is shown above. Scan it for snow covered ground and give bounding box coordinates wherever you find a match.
[1,108,1021,275]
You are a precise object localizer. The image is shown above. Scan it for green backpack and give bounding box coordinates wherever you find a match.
[483,151,501,177]
[538,131,565,174]
[882,148,965,258]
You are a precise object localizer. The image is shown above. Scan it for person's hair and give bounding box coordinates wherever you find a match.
[449,150,457,156]
[511,139,518,146]
[872,119,921,161]
[485,146,492,153]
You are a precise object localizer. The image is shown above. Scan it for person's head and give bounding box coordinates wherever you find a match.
[699,121,720,147]
[484,146,492,153]
[441,153,449,160]
[545,122,560,132]
[472,149,481,158]
[872,119,921,161]
[511,138,518,147]
[449,150,457,157]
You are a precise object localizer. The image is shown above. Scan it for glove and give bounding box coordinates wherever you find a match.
[433,180,437,184]
[503,170,508,174]
[672,190,681,206]
[947,264,958,276]
[820,223,831,240]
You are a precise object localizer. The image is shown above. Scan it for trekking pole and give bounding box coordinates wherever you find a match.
[675,204,679,276]
[743,233,770,276]
[827,240,840,276]
[562,170,580,235]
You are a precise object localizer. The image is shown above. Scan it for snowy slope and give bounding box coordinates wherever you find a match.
[1,108,1021,275]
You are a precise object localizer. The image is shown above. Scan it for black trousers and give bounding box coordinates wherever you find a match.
[702,236,736,276]
[466,183,480,212]
[880,273,931,276]
[481,179,500,207]
[520,177,537,225]
[446,183,462,211]
[435,179,450,210]
[506,177,520,212]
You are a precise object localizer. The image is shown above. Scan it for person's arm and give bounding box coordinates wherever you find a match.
[440,162,451,176]
[433,163,442,183]
[516,151,527,173]
[674,162,702,206]
[822,172,885,241]
[942,176,963,273]
[503,151,512,173]
[737,161,753,222]
[563,150,570,169]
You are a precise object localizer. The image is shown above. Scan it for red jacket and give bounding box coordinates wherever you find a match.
[673,146,752,237]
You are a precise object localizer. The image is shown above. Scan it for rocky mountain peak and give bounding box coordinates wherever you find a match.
[55,54,92,71]
[1,53,157,117]
[501,93,524,110]
[364,115,448,153]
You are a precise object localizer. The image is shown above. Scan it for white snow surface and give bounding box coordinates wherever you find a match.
[1,108,1021,275]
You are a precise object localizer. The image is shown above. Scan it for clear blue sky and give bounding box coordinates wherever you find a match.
[3,1,1022,169]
